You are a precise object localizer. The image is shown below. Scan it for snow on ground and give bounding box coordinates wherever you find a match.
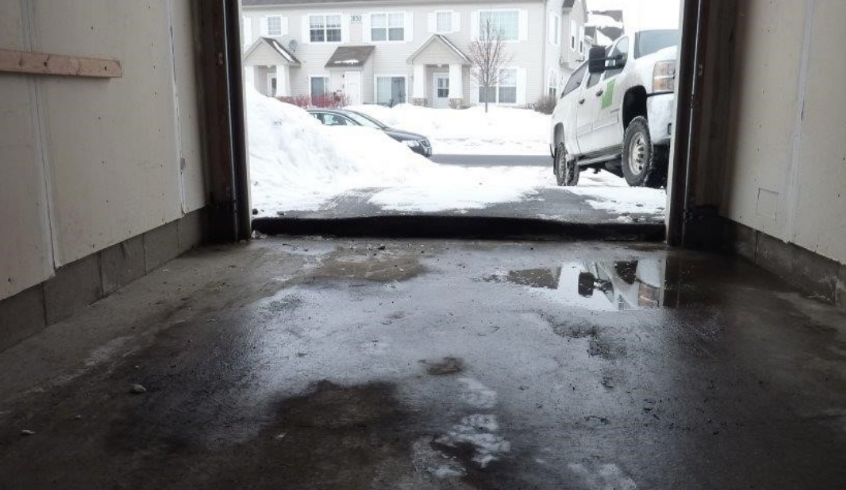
[247,89,549,215]
[348,104,552,156]
[247,89,665,217]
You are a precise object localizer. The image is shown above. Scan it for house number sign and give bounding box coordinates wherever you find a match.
[350,15,362,23]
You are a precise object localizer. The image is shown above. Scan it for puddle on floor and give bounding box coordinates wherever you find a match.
[485,259,672,311]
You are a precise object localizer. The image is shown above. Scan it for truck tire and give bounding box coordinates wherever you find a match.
[622,117,666,188]
[555,142,580,186]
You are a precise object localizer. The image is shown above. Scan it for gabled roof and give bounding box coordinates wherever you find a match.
[407,34,470,65]
[325,46,375,69]
[244,37,301,66]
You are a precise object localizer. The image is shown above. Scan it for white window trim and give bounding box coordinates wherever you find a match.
[369,12,406,43]
[267,73,277,97]
[550,14,560,46]
[578,25,586,55]
[479,67,519,106]
[309,75,331,99]
[477,9,522,44]
[308,13,344,44]
[434,10,454,34]
[374,74,409,105]
[266,15,284,37]
[570,20,578,51]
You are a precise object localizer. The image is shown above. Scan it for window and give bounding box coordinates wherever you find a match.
[562,64,587,97]
[322,114,352,126]
[371,13,405,42]
[436,76,449,98]
[268,75,277,96]
[436,11,452,33]
[579,26,585,54]
[586,69,603,88]
[376,76,407,106]
[549,14,560,46]
[309,14,342,43]
[570,20,577,50]
[267,16,283,36]
[479,10,519,41]
[479,68,517,104]
[605,37,629,78]
[310,77,329,100]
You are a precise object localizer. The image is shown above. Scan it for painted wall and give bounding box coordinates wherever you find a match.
[722,0,846,264]
[0,0,206,302]
[242,1,562,106]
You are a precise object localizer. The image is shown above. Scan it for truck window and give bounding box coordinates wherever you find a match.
[635,30,679,58]
[562,64,587,97]
[604,37,629,79]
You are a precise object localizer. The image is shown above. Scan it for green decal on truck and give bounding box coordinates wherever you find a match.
[601,78,616,110]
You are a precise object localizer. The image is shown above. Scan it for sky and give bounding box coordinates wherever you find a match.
[588,0,682,33]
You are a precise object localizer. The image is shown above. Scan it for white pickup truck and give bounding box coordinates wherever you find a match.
[551,30,680,188]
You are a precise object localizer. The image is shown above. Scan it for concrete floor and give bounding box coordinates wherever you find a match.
[2,238,846,489]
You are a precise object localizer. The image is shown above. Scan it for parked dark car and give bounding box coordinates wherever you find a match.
[307,109,432,158]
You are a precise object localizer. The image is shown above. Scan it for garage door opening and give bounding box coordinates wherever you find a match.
[238,0,686,238]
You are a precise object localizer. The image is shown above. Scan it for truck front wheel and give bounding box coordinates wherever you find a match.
[555,142,580,186]
[622,117,666,188]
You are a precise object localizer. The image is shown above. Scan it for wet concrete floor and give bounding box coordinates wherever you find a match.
[2,238,846,489]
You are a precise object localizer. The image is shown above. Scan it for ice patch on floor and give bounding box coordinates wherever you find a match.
[458,377,498,409]
[437,414,511,467]
[569,463,638,490]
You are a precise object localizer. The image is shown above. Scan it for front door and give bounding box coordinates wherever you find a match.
[345,71,362,106]
[432,73,450,109]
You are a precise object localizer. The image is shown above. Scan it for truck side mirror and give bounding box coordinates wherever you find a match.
[588,46,608,74]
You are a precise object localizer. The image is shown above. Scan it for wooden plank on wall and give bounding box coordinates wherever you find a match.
[0,49,122,78]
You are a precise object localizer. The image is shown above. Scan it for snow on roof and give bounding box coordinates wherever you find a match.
[267,38,299,64]
[589,13,624,28]
[325,46,375,68]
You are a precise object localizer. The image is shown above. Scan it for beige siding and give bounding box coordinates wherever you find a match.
[242,1,565,106]
[723,0,846,264]
[246,42,287,67]
[0,0,207,300]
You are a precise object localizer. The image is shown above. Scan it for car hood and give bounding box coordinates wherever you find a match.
[383,128,427,141]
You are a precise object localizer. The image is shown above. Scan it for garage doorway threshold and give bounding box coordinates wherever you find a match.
[254,204,664,242]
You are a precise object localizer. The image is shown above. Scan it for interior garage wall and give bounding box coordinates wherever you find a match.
[721,0,846,266]
[0,0,207,303]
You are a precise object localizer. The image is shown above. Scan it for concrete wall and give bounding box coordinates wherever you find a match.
[722,0,846,266]
[242,0,568,106]
[0,0,207,304]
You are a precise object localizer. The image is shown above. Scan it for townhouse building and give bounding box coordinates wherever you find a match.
[241,0,588,107]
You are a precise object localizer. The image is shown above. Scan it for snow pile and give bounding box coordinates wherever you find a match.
[247,88,434,212]
[347,104,552,156]
[246,89,548,214]
[567,186,667,215]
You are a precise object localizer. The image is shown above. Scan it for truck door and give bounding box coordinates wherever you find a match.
[556,64,588,156]
[574,65,606,154]
[592,37,630,152]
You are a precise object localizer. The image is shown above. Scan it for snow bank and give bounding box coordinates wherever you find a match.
[347,104,552,156]
[246,89,548,214]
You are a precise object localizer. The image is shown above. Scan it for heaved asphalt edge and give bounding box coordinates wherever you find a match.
[252,216,666,242]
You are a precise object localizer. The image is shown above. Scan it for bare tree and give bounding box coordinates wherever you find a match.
[468,19,514,113]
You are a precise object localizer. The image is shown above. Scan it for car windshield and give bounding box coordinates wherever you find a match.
[635,30,679,58]
[344,111,388,130]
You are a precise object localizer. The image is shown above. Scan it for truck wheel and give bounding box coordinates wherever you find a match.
[555,142,580,186]
[622,117,666,188]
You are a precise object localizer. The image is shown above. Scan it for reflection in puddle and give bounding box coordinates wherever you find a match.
[487,260,672,311]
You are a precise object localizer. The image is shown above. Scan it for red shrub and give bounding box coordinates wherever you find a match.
[277,93,350,109]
